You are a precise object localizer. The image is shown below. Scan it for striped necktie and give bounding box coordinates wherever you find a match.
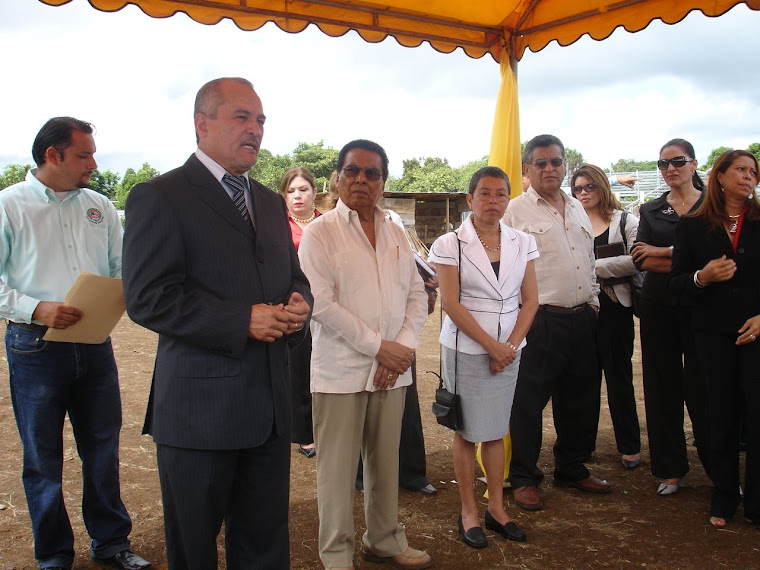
[223,173,254,230]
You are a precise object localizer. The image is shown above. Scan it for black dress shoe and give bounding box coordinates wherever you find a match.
[485,510,527,542]
[93,550,151,570]
[297,445,316,458]
[458,515,488,549]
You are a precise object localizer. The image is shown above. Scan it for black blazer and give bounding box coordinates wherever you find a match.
[670,214,760,336]
[122,155,312,450]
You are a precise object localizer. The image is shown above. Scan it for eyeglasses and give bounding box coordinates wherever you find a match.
[530,157,565,169]
[657,156,694,170]
[571,183,598,195]
[341,165,383,182]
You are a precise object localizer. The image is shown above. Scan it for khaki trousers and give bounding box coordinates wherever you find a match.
[313,389,408,568]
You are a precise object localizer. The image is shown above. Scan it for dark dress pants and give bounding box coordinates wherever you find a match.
[357,357,430,491]
[639,298,710,479]
[508,306,600,488]
[694,331,760,522]
[6,326,132,570]
[290,330,314,445]
[594,292,640,455]
[156,427,290,570]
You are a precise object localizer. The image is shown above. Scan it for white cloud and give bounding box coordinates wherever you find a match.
[1,0,759,180]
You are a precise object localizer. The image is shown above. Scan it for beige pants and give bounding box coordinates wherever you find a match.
[313,389,408,568]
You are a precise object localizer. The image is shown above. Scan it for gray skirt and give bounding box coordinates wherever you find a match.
[441,346,520,443]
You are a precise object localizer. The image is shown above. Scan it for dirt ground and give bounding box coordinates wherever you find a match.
[0,309,758,569]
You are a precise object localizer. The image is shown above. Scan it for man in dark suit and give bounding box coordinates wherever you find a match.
[122,77,312,569]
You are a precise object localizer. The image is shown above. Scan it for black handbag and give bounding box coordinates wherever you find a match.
[430,371,463,431]
[620,211,645,317]
[429,232,464,431]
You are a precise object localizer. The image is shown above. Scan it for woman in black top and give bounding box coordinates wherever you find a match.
[670,150,760,529]
[631,138,710,495]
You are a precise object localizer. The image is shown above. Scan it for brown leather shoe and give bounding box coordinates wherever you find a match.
[513,485,542,511]
[361,545,432,569]
[553,475,613,494]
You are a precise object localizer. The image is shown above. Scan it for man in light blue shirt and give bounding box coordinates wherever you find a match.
[0,117,150,570]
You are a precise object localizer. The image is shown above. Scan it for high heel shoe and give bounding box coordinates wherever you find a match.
[458,515,487,549]
[621,454,640,469]
[657,476,686,496]
[484,510,526,542]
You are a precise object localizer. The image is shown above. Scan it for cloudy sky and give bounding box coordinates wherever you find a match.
[1,1,759,178]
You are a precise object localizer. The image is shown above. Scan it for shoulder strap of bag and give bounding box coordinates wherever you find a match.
[620,211,629,251]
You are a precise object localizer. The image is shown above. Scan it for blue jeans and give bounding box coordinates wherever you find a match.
[6,325,132,569]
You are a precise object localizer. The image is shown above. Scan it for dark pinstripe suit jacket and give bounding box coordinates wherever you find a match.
[122,154,311,450]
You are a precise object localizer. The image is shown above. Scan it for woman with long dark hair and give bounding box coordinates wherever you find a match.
[571,164,641,469]
[631,139,710,495]
[670,150,760,528]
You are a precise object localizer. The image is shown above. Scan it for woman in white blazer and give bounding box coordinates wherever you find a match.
[570,163,642,470]
[429,167,538,550]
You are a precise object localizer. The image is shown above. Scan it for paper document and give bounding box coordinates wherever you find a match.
[43,273,125,344]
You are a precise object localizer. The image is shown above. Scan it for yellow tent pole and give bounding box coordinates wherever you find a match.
[488,48,521,198]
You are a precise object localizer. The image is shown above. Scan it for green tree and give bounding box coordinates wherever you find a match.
[392,157,458,193]
[0,164,32,190]
[609,158,658,172]
[89,169,121,199]
[747,142,760,164]
[455,157,489,190]
[565,147,585,174]
[291,141,339,192]
[705,146,731,170]
[116,163,160,208]
[249,149,293,191]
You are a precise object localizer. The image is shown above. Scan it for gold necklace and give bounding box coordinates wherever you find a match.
[728,211,745,235]
[290,209,316,224]
[475,226,501,252]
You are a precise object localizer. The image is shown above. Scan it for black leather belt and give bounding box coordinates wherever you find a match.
[538,304,587,315]
[5,320,48,333]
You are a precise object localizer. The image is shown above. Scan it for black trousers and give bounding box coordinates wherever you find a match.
[357,357,430,491]
[156,429,290,570]
[593,292,640,455]
[639,298,710,479]
[290,331,314,445]
[694,331,760,522]
[508,306,600,487]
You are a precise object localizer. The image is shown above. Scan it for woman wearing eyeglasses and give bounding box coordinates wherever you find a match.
[428,166,538,549]
[570,164,641,471]
[631,138,710,496]
[669,150,760,529]
[280,166,321,458]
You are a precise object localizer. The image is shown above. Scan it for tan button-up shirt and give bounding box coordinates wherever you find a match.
[503,186,599,308]
[299,199,428,394]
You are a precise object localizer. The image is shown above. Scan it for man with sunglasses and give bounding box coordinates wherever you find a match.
[298,140,431,570]
[503,134,609,512]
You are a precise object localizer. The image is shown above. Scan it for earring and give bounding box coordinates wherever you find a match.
[720,186,725,193]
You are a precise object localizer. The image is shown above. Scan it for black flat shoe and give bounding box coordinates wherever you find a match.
[458,515,488,549]
[485,510,526,542]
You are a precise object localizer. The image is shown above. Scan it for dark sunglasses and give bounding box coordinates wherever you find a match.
[341,165,383,181]
[571,183,598,195]
[657,156,693,170]
[530,157,565,169]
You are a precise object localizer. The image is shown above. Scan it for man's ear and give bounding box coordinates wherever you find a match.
[194,113,207,141]
[45,146,62,165]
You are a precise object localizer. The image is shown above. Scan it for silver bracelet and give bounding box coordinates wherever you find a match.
[506,342,518,351]
[693,270,708,288]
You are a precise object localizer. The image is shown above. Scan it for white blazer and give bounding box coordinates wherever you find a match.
[428,215,538,355]
[595,209,639,307]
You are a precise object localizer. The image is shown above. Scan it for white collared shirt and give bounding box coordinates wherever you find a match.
[428,216,538,355]
[298,199,428,394]
[0,169,122,323]
[503,186,599,308]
